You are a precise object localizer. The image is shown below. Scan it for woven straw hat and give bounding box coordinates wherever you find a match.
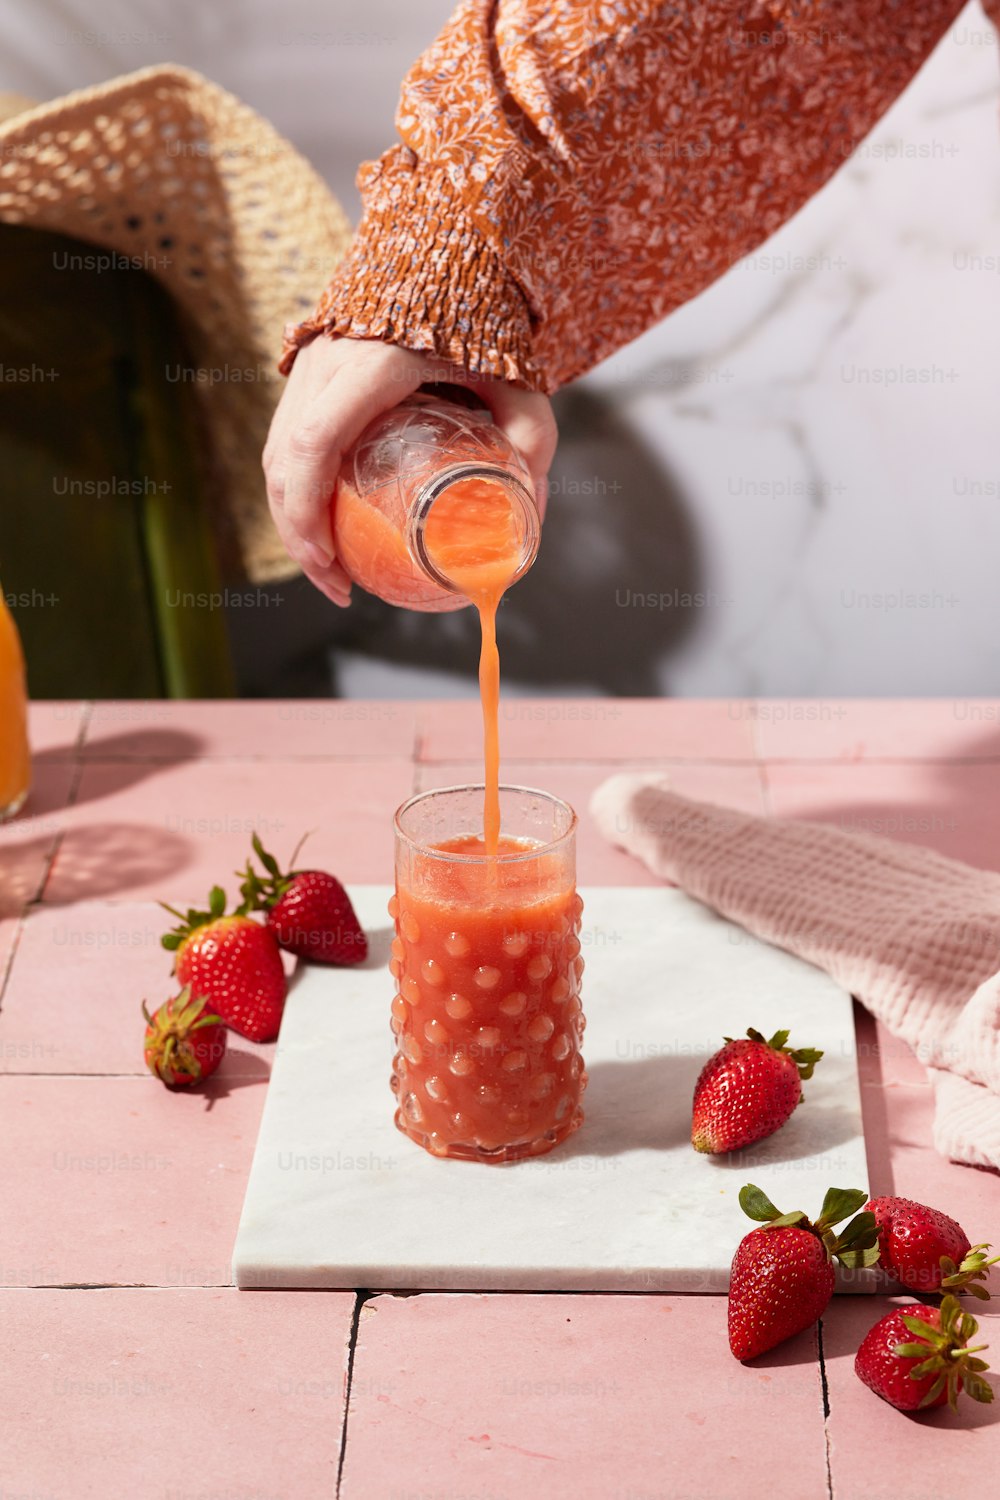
[0,65,352,582]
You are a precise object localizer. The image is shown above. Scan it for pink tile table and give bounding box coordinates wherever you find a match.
[3,699,997,1498]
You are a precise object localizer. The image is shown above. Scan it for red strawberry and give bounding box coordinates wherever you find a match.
[692,1027,823,1154]
[238,834,367,966]
[855,1295,994,1412]
[161,886,287,1042]
[865,1195,999,1300]
[143,988,226,1088]
[729,1183,880,1359]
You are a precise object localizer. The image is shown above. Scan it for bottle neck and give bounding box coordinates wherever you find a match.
[405,463,540,597]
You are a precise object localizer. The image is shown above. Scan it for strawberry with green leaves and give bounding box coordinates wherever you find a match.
[729,1183,880,1360]
[143,988,226,1088]
[238,834,367,966]
[161,885,287,1043]
[692,1027,823,1154]
[865,1195,999,1299]
[855,1295,994,1412]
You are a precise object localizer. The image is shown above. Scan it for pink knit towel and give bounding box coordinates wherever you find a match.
[590,775,1000,1172]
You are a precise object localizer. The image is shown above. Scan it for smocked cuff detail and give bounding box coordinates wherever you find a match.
[279,164,547,391]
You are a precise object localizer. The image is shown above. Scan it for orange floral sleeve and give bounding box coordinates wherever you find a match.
[281,0,977,393]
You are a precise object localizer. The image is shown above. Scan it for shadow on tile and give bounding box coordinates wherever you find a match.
[35,730,204,804]
[196,1049,273,1107]
[736,1323,821,1372]
[44,822,191,903]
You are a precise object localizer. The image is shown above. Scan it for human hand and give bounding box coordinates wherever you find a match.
[263,336,558,606]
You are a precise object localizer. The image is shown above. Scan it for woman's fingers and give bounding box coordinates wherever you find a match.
[279,342,428,565]
[268,491,353,606]
[469,379,558,520]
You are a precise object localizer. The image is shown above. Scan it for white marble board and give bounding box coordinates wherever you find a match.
[233,886,870,1291]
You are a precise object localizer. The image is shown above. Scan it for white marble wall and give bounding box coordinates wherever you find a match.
[583,7,1000,697]
[3,1,998,696]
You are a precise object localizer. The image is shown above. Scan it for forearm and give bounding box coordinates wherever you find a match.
[284,0,966,390]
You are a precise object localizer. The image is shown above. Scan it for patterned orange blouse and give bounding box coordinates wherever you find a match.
[281,0,990,394]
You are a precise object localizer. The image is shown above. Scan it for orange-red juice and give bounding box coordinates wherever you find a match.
[422,478,522,854]
[333,478,458,614]
[0,596,30,818]
[389,834,586,1161]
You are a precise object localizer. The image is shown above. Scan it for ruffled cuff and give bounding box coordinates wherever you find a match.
[279,154,547,391]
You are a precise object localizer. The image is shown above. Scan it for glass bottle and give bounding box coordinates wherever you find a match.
[0,590,31,820]
[332,393,539,611]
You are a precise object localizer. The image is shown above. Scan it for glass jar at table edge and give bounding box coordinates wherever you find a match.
[332,392,540,611]
[0,590,30,821]
[390,784,587,1163]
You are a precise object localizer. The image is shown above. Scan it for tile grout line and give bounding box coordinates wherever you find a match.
[0,912,27,1011]
[817,1317,834,1500]
[30,705,92,911]
[336,1290,370,1499]
[752,710,775,817]
[74,700,95,756]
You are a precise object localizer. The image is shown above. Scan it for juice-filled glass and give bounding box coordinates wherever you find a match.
[0,593,30,820]
[390,785,586,1163]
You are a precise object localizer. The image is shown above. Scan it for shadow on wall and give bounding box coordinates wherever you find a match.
[313,386,704,695]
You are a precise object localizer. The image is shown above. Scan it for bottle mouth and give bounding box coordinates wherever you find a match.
[405,463,540,596]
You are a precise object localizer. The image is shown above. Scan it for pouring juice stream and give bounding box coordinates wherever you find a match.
[422,476,523,855]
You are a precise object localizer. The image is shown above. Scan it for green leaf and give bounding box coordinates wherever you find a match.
[918,1373,948,1408]
[208,885,226,919]
[900,1313,944,1342]
[765,1211,808,1229]
[818,1187,868,1228]
[894,1342,934,1359]
[791,1047,824,1081]
[252,833,280,877]
[838,1245,881,1270]
[964,1374,996,1404]
[838,1211,879,1248]
[766,1028,790,1052]
[739,1183,782,1223]
[161,933,181,951]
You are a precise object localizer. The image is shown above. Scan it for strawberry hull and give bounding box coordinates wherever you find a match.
[143,990,227,1087]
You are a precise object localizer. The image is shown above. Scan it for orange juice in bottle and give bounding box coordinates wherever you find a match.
[0,591,30,820]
